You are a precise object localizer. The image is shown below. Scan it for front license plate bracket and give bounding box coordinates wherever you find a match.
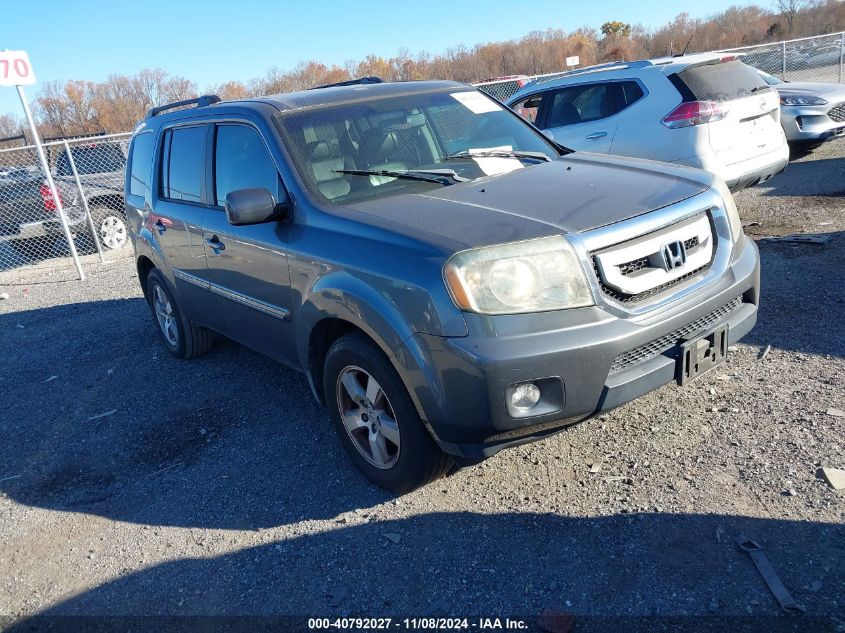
[679,324,728,385]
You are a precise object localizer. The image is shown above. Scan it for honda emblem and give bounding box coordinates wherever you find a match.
[661,240,687,271]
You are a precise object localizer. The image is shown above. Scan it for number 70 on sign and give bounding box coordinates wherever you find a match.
[0,50,36,86]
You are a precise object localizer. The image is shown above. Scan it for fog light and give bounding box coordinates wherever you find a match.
[511,382,541,411]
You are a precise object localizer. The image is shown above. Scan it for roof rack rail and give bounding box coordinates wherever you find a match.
[147,95,221,118]
[526,59,655,88]
[310,76,383,90]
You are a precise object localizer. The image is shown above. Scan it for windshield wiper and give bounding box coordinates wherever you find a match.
[750,85,772,93]
[334,168,468,186]
[442,149,551,163]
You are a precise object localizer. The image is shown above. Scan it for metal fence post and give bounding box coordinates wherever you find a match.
[782,41,787,79]
[15,85,85,280]
[62,139,105,263]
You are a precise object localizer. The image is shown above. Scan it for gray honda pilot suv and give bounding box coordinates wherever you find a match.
[125,79,759,492]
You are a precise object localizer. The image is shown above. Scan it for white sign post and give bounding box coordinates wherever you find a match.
[1,50,85,280]
[566,56,580,68]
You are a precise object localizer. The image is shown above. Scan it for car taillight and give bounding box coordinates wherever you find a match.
[39,183,63,211]
[662,101,729,128]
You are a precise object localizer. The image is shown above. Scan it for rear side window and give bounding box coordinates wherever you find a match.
[160,126,205,203]
[56,144,126,177]
[128,132,155,197]
[545,83,614,127]
[213,125,279,206]
[671,61,770,102]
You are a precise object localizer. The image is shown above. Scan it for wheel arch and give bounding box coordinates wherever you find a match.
[299,272,421,407]
[136,255,156,299]
[87,194,125,212]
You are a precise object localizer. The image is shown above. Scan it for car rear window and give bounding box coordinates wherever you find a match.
[670,60,771,102]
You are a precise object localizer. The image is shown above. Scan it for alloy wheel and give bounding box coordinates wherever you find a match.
[153,284,178,346]
[336,365,401,469]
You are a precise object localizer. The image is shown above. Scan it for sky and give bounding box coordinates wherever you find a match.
[0,0,759,118]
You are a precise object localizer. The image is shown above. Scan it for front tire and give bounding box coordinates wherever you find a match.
[323,332,452,493]
[146,269,213,359]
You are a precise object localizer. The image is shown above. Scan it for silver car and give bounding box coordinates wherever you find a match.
[758,70,845,147]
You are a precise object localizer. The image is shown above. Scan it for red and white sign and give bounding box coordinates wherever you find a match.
[0,50,36,87]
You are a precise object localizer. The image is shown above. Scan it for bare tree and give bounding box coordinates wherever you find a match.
[4,1,845,136]
[777,0,808,34]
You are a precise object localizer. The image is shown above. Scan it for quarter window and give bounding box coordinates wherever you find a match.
[160,126,205,203]
[128,132,155,197]
[511,95,543,124]
[620,81,645,107]
[213,125,279,206]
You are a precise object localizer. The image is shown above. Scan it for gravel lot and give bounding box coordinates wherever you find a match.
[1,139,843,631]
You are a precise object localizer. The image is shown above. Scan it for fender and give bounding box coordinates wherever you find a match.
[298,270,421,364]
[297,270,467,438]
[132,221,171,287]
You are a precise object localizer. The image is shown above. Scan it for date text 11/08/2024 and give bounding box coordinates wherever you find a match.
[307,617,529,630]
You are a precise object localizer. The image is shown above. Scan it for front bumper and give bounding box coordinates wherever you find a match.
[398,235,760,459]
[780,104,845,144]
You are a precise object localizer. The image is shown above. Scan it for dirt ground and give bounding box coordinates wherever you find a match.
[1,139,843,632]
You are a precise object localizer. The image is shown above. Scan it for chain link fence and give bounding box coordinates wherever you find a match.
[0,133,131,284]
[474,31,845,101]
[1,31,843,287]
[718,31,845,83]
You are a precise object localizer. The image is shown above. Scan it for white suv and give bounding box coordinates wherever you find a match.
[507,54,789,191]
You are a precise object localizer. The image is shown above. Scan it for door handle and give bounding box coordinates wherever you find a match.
[205,236,225,252]
[154,218,172,234]
[586,131,608,140]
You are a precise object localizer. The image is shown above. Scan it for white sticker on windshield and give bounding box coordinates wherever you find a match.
[469,145,523,176]
[450,91,502,114]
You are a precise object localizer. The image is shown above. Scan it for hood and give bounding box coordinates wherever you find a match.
[345,153,712,249]
[776,82,845,100]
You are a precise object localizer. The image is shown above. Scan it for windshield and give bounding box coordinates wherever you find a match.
[275,89,560,204]
[757,70,785,86]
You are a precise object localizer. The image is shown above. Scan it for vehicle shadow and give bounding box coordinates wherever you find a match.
[0,297,390,531]
[1,229,843,531]
[744,231,844,358]
[6,512,845,629]
[761,155,845,198]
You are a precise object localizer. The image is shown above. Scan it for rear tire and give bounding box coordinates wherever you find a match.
[146,268,213,359]
[91,206,129,251]
[323,331,452,493]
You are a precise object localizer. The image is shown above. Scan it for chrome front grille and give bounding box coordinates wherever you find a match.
[591,215,714,304]
[609,296,743,374]
[828,104,845,123]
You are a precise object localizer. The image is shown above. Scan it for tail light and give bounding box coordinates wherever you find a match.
[662,101,729,128]
[39,183,63,211]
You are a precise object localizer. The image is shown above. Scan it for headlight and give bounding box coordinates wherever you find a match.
[443,235,594,314]
[780,95,827,106]
[713,178,743,244]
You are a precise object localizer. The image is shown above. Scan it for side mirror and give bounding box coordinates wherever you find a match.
[224,187,288,226]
